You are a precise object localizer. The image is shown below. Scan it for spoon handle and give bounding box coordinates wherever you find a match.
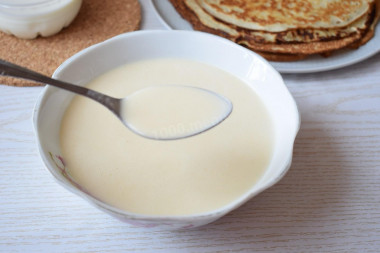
[0,59,120,115]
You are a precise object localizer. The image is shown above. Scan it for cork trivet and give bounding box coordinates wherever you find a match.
[0,0,141,87]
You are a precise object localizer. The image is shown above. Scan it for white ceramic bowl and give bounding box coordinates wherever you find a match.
[33,30,300,230]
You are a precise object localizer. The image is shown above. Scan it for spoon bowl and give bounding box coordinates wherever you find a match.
[0,59,232,140]
[121,85,232,140]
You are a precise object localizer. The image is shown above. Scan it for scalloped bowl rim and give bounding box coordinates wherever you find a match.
[33,30,300,226]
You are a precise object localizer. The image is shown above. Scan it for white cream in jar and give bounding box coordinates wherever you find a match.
[0,0,82,39]
[60,58,274,216]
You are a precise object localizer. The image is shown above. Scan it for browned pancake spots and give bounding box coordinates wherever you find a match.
[170,0,378,61]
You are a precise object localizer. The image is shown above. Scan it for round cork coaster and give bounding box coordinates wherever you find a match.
[0,0,141,87]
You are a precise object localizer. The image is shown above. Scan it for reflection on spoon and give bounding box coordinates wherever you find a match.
[121,85,232,140]
[0,59,232,140]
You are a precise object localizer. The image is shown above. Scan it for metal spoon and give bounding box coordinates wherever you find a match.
[0,59,232,140]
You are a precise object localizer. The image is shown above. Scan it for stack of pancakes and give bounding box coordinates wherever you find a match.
[169,0,380,61]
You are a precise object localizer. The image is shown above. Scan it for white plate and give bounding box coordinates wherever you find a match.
[151,0,380,73]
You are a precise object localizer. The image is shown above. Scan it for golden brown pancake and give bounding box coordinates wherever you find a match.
[254,51,308,62]
[199,0,373,31]
[349,0,380,48]
[169,0,379,61]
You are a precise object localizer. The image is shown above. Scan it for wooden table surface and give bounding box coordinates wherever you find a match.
[1,1,379,252]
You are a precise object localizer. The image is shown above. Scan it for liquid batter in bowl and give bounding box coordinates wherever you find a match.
[60,58,274,216]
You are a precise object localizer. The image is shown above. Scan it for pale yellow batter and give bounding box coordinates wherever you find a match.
[60,58,273,216]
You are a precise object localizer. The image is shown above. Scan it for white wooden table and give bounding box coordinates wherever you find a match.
[1,1,379,252]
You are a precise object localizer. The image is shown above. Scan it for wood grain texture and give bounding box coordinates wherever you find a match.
[1,1,380,252]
